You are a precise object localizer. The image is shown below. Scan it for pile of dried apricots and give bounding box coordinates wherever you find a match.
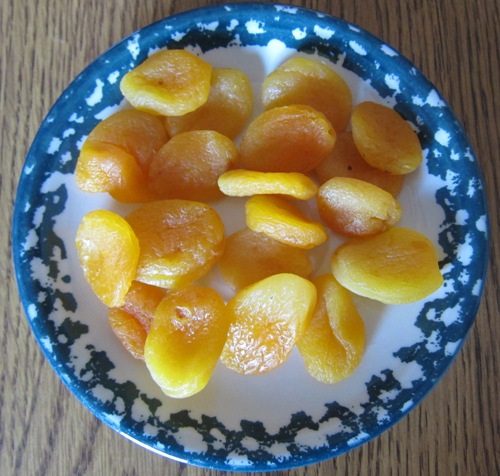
[75,49,443,398]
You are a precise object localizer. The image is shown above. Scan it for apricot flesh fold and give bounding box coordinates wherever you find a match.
[145,286,229,398]
[246,195,328,249]
[221,273,317,375]
[331,227,443,304]
[75,210,140,307]
[218,170,318,200]
[297,274,365,383]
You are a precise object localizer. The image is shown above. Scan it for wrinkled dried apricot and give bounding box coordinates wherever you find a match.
[315,131,404,197]
[297,274,365,383]
[218,228,313,290]
[221,273,317,375]
[108,307,147,360]
[239,105,336,173]
[317,177,402,236]
[331,227,443,304]
[164,68,253,138]
[148,130,238,201]
[218,169,318,200]
[144,286,229,398]
[351,101,422,175]
[246,195,328,249]
[262,57,352,132]
[75,210,139,307]
[75,109,168,203]
[126,200,225,289]
[120,49,212,116]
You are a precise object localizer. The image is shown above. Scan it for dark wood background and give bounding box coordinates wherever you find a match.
[1,1,499,475]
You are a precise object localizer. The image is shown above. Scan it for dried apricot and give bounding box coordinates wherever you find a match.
[221,273,317,375]
[297,274,365,383]
[75,210,139,307]
[144,286,229,398]
[164,67,253,138]
[75,109,168,203]
[262,57,352,132]
[218,169,318,200]
[315,131,404,197]
[120,49,212,116]
[317,177,402,236]
[218,228,313,290]
[246,195,328,249]
[126,200,225,289]
[351,101,422,175]
[108,307,147,360]
[148,130,238,201]
[331,227,444,304]
[239,105,336,173]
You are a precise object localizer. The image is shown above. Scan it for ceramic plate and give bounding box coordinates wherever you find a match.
[13,3,489,471]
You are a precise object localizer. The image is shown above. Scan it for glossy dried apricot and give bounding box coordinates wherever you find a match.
[297,275,365,383]
[262,57,352,132]
[221,273,317,375]
[108,308,147,360]
[75,109,168,203]
[351,101,422,175]
[218,228,313,290]
[315,131,404,197]
[317,177,402,236]
[144,286,229,398]
[246,195,328,249]
[218,169,318,200]
[331,227,444,304]
[148,130,238,201]
[239,105,336,173]
[75,210,139,307]
[126,200,225,289]
[120,49,212,116]
[164,67,253,138]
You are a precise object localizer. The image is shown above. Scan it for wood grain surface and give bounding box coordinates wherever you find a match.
[1,1,499,475]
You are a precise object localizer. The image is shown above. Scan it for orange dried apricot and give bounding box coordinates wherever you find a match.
[120,49,212,116]
[262,57,352,132]
[148,130,238,201]
[218,228,313,290]
[108,307,147,360]
[297,274,365,383]
[221,273,317,375]
[75,210,140,307]
[246,195,328,249]
[75,109,168,203]
[239,105,336,173]
[218,169,318,200]
[351,101,422,175]
[317,177,402,236]
[164,67,253,138]
[315,131,405,197]
[126,200,225,289]
[331,227,444,304]
[144,286,229,398]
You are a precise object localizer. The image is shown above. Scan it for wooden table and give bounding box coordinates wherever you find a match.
[2,1,499,475]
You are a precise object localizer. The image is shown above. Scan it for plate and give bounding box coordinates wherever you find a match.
[12,3,489,471]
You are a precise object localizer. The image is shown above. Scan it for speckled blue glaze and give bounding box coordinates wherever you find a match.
[12,3,489,471]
